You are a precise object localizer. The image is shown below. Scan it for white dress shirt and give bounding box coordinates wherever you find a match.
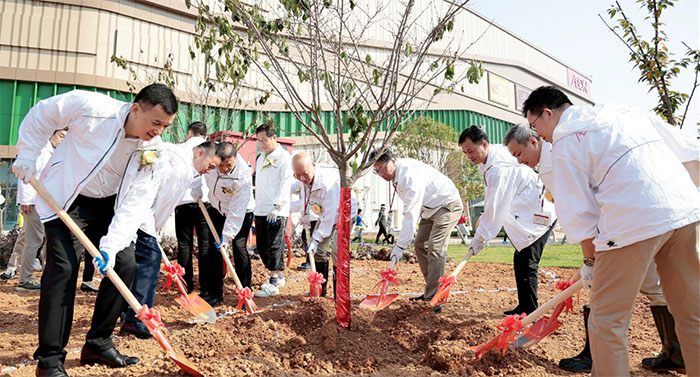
[178,136,209,205]
[393,158,461,249]
[254,144,294,217]
[206,154,255,240]
[81,137,139,198]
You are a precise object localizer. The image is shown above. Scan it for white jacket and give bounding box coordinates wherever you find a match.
[254,144,294,216]
[98,137,167,253]
[16,90,131,222]
[206,154,255,240]
[393,158,461,250]
[475,145,553,251]
[178,136,209,205]
[17,141,55,205]
[298,165,341,243]
[551,105,700,250]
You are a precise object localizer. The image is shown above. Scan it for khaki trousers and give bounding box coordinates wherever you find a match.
[414,200,463,299]
[589,222,699,377]
[19,206,45,283]
[313,224,338,265]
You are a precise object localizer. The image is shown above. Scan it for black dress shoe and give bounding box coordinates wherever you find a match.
[409,295,426,302]
[199,291,211,299]
[205,296,223,307]
[80,282,99,293]
[119,320,153,339]
[80,346,139,368]
[432,305,443,314]
[296,262,310,271]
[503,306,523,316]
[36,365,69,377]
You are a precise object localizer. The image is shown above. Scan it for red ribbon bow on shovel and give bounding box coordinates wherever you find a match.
[235,287,258,313]
[308,272,326,297]
[495,313,526,355]
[162,262,186,292]
[556,280,577,315]
[373,268,400,290]
[430,275,457,306]
[136,305,165,334]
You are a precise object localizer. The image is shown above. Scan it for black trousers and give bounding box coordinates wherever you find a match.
[254,216,287,272]
[174,202,211,293]
[207,209,254,296]
[375,224,389,244]
[34,195,136,368]
[513,227,552,313]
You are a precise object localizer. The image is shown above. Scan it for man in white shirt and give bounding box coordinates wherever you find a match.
[522,85,699,376]
[459,126,555,316]
[291,153,342,297]
[370,149,463,313]
[13,128,67,291]
[12,84,178,377]
[174,122,213,296]
[202,142,254,305]
[253,124,294,297]
[505,122,693,373]
[116,141,223,338]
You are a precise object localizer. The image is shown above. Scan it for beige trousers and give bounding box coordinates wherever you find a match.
[414,200,463,299]
[589,222,699,377]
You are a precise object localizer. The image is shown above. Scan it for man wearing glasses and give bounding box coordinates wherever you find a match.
[369,149,462,313]
[459,125,555,317]
[522,85,699,376]
[253,124,294,297]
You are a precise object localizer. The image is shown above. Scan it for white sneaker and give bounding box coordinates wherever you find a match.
[254,283,279,297]
[277,276,286,287]
[32,259,43,271]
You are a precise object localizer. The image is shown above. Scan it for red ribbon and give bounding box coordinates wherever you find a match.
[373,268,399,290]
[285,233,292,267]
[136,305,164,333]
[162,261,186,292]
[556,279,577,315]
[235,287,257,312]
[308,271,326,284]
[496,313,526,355]
[438,275,457,290]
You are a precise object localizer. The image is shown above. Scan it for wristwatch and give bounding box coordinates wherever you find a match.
[583,257,595,267]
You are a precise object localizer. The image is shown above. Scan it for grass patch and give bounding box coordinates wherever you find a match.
[446,243,582,268]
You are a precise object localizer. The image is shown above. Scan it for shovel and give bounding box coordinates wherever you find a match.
[429,252,474,307]
[470,279,583,361]
[159,245,216,323]
[304,227,326,297]
[197,200,262,315]
[30,177,203,377]
[359,256,400,310]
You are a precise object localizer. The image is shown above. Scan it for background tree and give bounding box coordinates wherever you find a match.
[600,0,700,128]
[188,0,485,328]
[392,116,484,226]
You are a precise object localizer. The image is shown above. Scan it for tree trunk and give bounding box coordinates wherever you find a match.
[336,162,352,329]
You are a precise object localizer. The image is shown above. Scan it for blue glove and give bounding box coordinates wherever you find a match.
[215,238,231,256]
[92,250,115,275]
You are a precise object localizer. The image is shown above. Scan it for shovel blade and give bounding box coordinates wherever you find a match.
[168,351,204,377]
[513,316,562,349]
[175,293,217,324]
[359,293,399,310]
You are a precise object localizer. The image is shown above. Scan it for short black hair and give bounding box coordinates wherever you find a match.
[134,84,178,115]
[188,121,207,137]
[255,123,277,138]
[368,149,394,163]
[195,140,217,158]
[458,125,489,145]
[217,141,237,160]
[521,86,573,118]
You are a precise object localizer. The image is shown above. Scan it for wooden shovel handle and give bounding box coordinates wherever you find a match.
[30,177,143,312]
[304,227,317,273]
[521,280,583,328]
[449,252,473,278]
[197,200,243,290]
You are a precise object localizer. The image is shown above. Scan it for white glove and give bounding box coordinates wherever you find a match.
[307,240,318,255]
[390,245,404,263]
[191,184,203,201]
[93,249,117,275]
[468,238,485,257]
[581,263,594,290]
[267,205,280,223]
[12,158,36,184]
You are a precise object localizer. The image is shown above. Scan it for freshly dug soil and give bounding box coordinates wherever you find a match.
[0,257,677,376]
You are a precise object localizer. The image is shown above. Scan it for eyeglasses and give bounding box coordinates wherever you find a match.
[529,110,545,131]
[373,162,389,175]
